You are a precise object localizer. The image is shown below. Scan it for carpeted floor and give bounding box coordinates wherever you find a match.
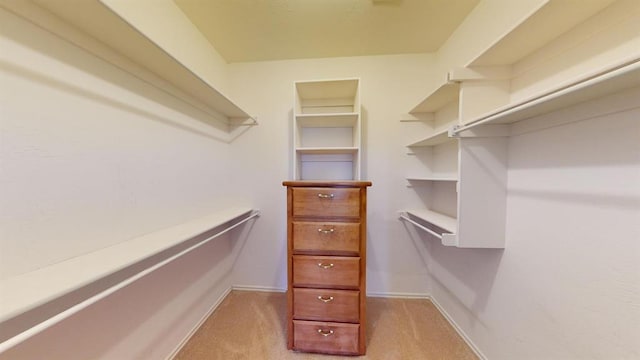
[174,290,478,360]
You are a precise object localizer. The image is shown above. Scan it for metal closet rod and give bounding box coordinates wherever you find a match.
[398,212,444,240]
[0,210,261,354]
[450,58,640,136]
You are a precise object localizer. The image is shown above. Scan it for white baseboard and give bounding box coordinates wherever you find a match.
[165,286,233,360]
[165,285,283,359]
[428,296,487,360]
[166,286,484,360]
[232,285,286,293]
[366,291,430,299]
[368,291,485,359]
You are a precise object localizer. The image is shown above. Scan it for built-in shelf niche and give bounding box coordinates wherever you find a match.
[293,79,361,180]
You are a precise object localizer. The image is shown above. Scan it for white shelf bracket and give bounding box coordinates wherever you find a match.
[448,125,461,138]
[454,124,511,138]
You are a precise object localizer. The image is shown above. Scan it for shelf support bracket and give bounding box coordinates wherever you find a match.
[452,124,511,138]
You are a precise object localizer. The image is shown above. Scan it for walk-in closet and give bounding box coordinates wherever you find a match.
[1,0,638,359]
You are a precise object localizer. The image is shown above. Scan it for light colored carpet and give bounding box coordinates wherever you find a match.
[174,291,478,360]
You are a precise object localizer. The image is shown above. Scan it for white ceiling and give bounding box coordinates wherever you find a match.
[174,0,480,63]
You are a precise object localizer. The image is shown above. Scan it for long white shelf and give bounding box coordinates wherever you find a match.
[296,147,359,155]
[1,0,256,127]
[296,113,359,127]
[400,209,458,247]
[468,0,617,67]
[410,82,459,114]
[0,207,258,344]
[404,209,456,233]
[407,128,454,147]
[406,176,458,182]
[295,78,360,102]
[453,59,640,135]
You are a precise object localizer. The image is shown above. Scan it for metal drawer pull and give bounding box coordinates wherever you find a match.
[317,228,335,234]
[317,295,334,303]
[317,193,334,199]
[317,329,334,337]
[317,263,334,269]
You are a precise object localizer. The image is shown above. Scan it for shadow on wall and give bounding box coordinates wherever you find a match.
[0,215,261,359]
[402,221,504,325]
[0,236,234,360]
[1,10,232,141]
[508,188,639,210]
[508,96,639,170]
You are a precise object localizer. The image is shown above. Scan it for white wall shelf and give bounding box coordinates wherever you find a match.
[452,59,640,136]
[410,82,459,113]
[0,0,257,131]
[400,0,638,249]
[296,147,359,155]
[399,210,457,247]
[406,177,458,182]
[295,113,359,125]
[467,0,618,67]
[401,78,461,247]
[0,208,259,349]
[407,128,453,147]
[457,0,639,126]
[293,78,361,180]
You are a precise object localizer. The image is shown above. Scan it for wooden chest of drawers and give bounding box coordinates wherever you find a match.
[283,181,371,355]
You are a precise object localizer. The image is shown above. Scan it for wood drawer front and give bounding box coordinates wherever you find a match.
[293,288,359,323]
[293,222,360,255]
[293,320,359,355]
[293,256,360,289]
[292,188,360,218]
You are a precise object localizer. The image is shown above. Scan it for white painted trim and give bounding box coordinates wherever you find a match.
[164,286,484,360]
[0,210,260,353]
[232,285,286,293]
[367,291,485,358]
[428,296,487,360]
[366,291,430,299]
[164,286,233,360]
[165,285,283,359]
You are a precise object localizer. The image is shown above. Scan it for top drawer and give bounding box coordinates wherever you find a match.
[292,188,360,218]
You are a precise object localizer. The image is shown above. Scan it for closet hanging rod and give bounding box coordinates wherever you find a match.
[450,58,640,136]
[398,212,444,240]
[0,210,260,354]
[1,2,256,130]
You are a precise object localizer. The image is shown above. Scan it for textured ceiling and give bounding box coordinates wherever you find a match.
[174,0,480,63]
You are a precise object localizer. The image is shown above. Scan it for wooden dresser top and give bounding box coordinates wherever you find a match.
[283,180,372,188]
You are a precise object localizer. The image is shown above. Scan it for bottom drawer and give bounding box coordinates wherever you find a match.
[293,320,359,355]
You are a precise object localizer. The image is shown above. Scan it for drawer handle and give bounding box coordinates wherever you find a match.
[317,329,334,337]
[317,295,334,303]
[317,193,334,199]
[317,228,335,234]
[317,263,334,269]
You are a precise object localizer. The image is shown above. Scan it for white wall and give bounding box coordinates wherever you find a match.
[227,54,437,295]
[0,7,246,359]
[425,89,640,359]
